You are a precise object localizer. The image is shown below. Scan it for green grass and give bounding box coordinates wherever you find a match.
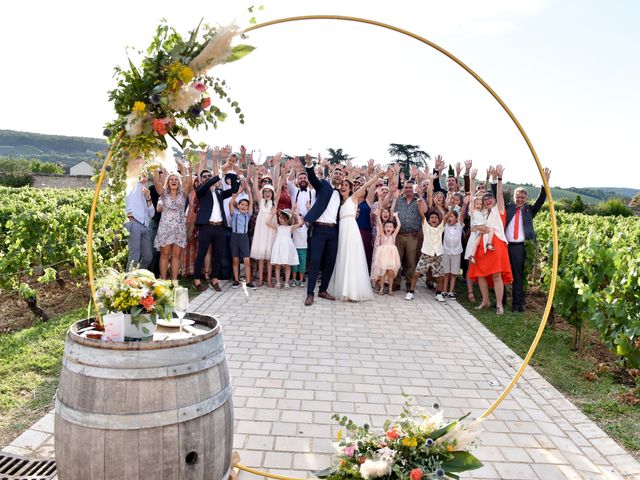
[0,308,86,446]
[456,289,640,458]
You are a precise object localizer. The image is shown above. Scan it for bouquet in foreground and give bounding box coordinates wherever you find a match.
[95,268,173,329]
[316,400,483,480]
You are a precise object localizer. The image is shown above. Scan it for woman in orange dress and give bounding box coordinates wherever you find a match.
[467,164,512,315]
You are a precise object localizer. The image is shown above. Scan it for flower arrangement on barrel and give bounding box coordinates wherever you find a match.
[102,19,254,190]
[95,268,173,339]
[315,399,483,480]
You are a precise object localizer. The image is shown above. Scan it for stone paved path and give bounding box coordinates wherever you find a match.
[4,282,640,479]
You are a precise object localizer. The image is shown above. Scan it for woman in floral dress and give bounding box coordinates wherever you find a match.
[153,162,193,281]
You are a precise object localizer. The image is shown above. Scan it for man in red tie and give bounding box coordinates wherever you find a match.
[504,168,551,312]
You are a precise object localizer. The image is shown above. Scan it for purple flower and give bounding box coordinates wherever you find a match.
[426,438,434,447]
[151,94,161,105]
[435,468,445,478]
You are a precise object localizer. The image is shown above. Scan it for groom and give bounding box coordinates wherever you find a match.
[301,154,343,306]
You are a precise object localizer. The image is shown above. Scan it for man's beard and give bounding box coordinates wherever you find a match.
[299,181,308,189]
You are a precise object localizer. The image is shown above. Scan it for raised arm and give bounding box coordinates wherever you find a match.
[353,172,383,203]
[229,192,238,215]
[392,212,402,238]
[267,207,278,230]
[532,168,551,216]
[416,180,427,216]
[153,168,165,196]
[179,161,193,196]
[303,154,322,190]
[495,164,505,213]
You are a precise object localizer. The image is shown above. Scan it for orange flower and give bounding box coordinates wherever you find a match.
[410,468,423,480]
[386,428,401,440]
[447,445,455,452]
[140,295,155,310]
[201,97,212,109]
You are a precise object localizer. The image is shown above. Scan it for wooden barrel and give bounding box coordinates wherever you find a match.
[54,313,233,480]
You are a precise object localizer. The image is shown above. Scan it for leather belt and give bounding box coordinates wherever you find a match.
[208,221,224,226]
[314,222,337,227]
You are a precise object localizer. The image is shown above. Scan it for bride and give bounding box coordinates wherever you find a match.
[328,171,384,302]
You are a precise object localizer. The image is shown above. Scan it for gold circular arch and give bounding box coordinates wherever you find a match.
[87,14,559,478]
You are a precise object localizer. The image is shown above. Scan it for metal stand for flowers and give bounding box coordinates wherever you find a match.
[82,14,559,480]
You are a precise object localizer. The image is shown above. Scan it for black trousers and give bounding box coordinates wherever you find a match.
[508,242,526,309]
[194,224,226,280]
[307,225,338,296]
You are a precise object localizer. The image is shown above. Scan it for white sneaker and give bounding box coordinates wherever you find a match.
[435,293,446,302]
[404,292,414,301]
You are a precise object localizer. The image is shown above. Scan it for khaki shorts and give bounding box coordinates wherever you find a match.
[442,254,461,275]
[415,253,444,278]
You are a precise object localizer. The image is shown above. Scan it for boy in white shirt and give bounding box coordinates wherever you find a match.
[405,209,453,302]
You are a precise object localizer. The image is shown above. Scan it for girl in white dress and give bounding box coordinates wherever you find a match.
[268,209,303,288]
[250,183,278,287]
[328,172,384,302]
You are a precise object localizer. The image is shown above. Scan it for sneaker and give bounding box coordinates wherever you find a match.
[435,293,446,302]
[231,280,240,288]
[404,291,414,301]
[300,280,306,287]
[246,282,257,290]
[447,292,457,299]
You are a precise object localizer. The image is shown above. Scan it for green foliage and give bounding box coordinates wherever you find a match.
[0,156,65,187]
[388,143,430,178]
[326,148,353,165]
[594,198,633,217]
[0,187,127,293]
[535,211,640,367]
[571,195,586,213]
[0,309,85,443]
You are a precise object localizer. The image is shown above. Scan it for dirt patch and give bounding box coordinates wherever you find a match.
[0,271,89,333]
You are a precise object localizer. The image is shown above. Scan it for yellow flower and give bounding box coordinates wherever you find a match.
[336,430,343,440]
[180,65,194,83]
[447,445,455,452]
[154,285,166,297]
[402,437,418,447]
[132,101,146,113]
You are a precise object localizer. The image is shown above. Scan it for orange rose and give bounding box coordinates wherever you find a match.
[140,295,155,310]
[386,428,401,440]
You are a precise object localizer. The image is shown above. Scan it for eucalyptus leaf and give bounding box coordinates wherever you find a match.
[226,44,256,63]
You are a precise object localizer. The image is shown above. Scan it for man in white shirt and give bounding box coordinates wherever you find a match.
[124,173,155,271]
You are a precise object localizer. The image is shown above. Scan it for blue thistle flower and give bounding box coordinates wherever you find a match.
[426,438,434,447]
[151,94,161,105]
[103,128,113,137]
[432,402,440,410]
[436,468,445,477]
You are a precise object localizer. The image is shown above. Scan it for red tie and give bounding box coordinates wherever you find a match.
[513,207,521,240]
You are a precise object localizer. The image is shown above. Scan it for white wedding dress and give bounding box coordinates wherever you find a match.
[327,197,374,302]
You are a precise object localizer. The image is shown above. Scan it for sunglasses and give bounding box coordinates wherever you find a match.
[201,174,212,179]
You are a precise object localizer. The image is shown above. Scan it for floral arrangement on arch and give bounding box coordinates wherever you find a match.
[103,19,254,190]
[315,399,483,480]
[95,269,173,329]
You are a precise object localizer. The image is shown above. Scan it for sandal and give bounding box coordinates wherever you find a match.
[496,305,504,315]
[467,292,476,302]
[475,302,490,310]
[284,283,291,289]
[274,282,282,289]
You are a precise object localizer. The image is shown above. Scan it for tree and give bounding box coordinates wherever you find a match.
[387,143,430,177]
[326,148,353,165]
[571,195,585,213]
[629,192,640,211]
[595,198,633,217]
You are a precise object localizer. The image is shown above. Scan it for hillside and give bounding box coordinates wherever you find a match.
[0,130,107,168]
[502,183,602,204]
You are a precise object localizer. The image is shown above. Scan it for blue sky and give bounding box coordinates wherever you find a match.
[1,0,638,188]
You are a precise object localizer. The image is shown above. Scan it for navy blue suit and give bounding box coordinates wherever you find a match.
[193,173,238,280]
[505,185,546,310]
[304,165,339,296]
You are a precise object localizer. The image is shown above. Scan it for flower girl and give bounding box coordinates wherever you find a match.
[268,208,303,288]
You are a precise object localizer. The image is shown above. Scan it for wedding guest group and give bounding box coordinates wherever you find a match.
[124,145,550,315]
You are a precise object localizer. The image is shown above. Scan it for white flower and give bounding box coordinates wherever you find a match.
[420,410,444,433]
[168,84,202,112]
[453,418,485,450]
[125,112,145,137]
[359,459,391,479]
[377,447,396,463]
